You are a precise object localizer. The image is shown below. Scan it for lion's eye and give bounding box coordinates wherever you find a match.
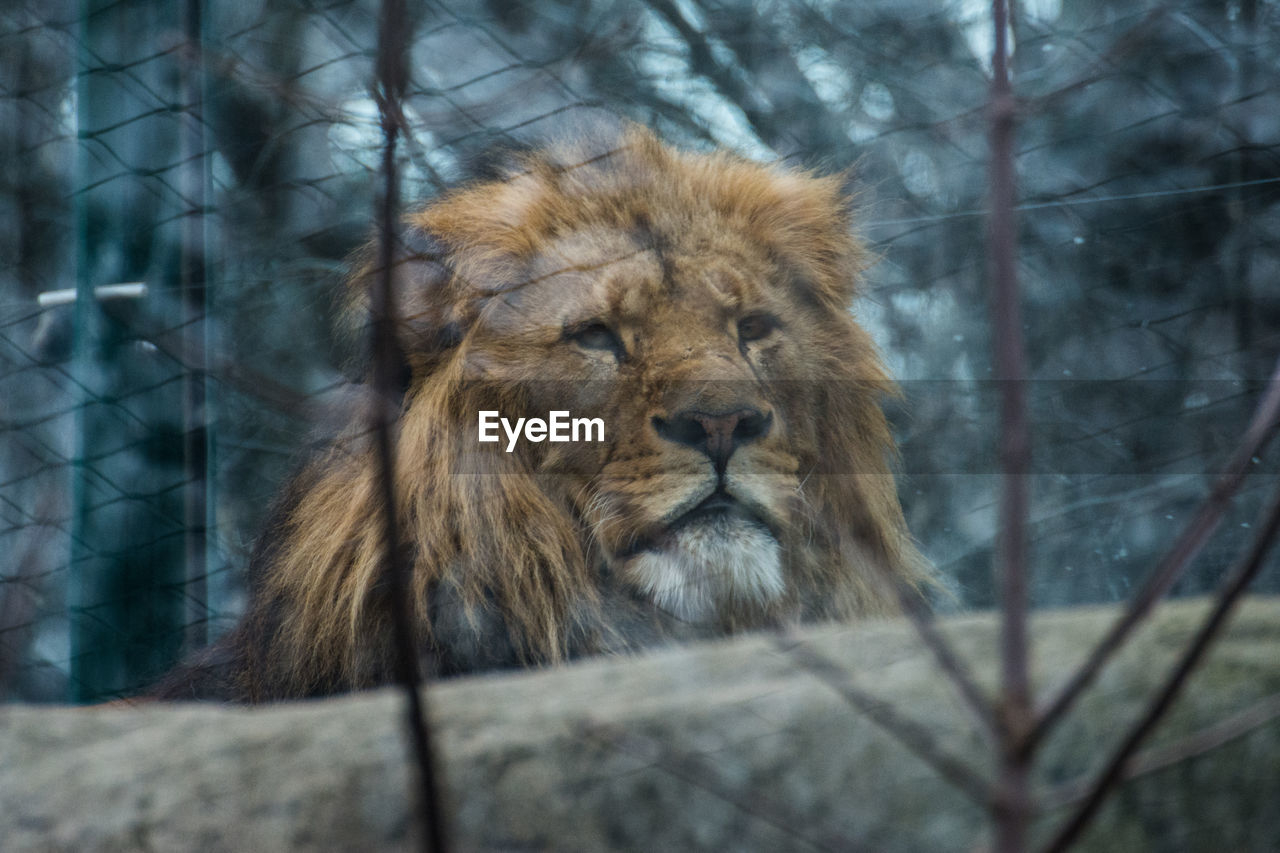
[737,313,779,343]
[566,321,624,356]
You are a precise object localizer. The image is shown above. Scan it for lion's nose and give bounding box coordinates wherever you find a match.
[652,407,772,471]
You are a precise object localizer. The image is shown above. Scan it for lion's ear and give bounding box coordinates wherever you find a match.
[745,166,866,311]
[344,224,469,381]
[388,225,470,361]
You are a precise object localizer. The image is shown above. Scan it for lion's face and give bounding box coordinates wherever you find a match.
[463,224,831,621]
[392,129,915,631]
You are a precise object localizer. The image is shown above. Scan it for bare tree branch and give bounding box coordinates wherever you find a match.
[180,0,209,656]
[580,720,856,853]
[1041,691,1280,812]
[372,1,449,851]
[987,1,1034,850]
[782,635,993,806]
[1029,357,1280,750]
[888,578,999,740]
[645,0,777,145]
[1041,482,1280,853]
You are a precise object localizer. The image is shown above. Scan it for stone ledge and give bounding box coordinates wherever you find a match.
[3,598,1279,851]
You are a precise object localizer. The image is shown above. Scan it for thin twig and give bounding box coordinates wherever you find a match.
[645,0,776,146]
[372,1,449,851]
[782,636,993,805]
[581,720,855,852]
[987,1,1034,850]
[1041,482,1280,853]
[888,578,999,740]
[1029,358,1280,751]
[1018,8,1168,118]
[1041,691,1280,811]
[180,0,209,655]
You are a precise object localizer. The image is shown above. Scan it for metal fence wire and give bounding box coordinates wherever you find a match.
[2,0,1278,715]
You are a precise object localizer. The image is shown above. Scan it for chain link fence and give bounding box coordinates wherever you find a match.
[2,0,1278,708]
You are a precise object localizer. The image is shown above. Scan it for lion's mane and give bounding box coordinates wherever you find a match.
[156,127,928,702]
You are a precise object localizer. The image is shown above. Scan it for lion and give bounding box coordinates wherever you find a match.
[154,126,929,702]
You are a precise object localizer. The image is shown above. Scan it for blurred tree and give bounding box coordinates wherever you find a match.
[1,0,1276,699]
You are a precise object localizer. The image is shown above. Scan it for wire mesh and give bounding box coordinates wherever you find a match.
[1,0,1277,709]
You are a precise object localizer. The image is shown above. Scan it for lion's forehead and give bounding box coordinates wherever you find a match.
[486,224,778,334]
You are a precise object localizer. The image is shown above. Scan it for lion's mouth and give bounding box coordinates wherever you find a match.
[615,487,786,621]
[617,488,776,560]
[672,490,759,529]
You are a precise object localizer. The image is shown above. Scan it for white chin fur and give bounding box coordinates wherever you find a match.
[625,516,784,622]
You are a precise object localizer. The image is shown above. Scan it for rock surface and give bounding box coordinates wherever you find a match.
[3,598,1279,851]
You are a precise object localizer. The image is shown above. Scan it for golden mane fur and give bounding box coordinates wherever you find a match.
[157,126,929,702]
